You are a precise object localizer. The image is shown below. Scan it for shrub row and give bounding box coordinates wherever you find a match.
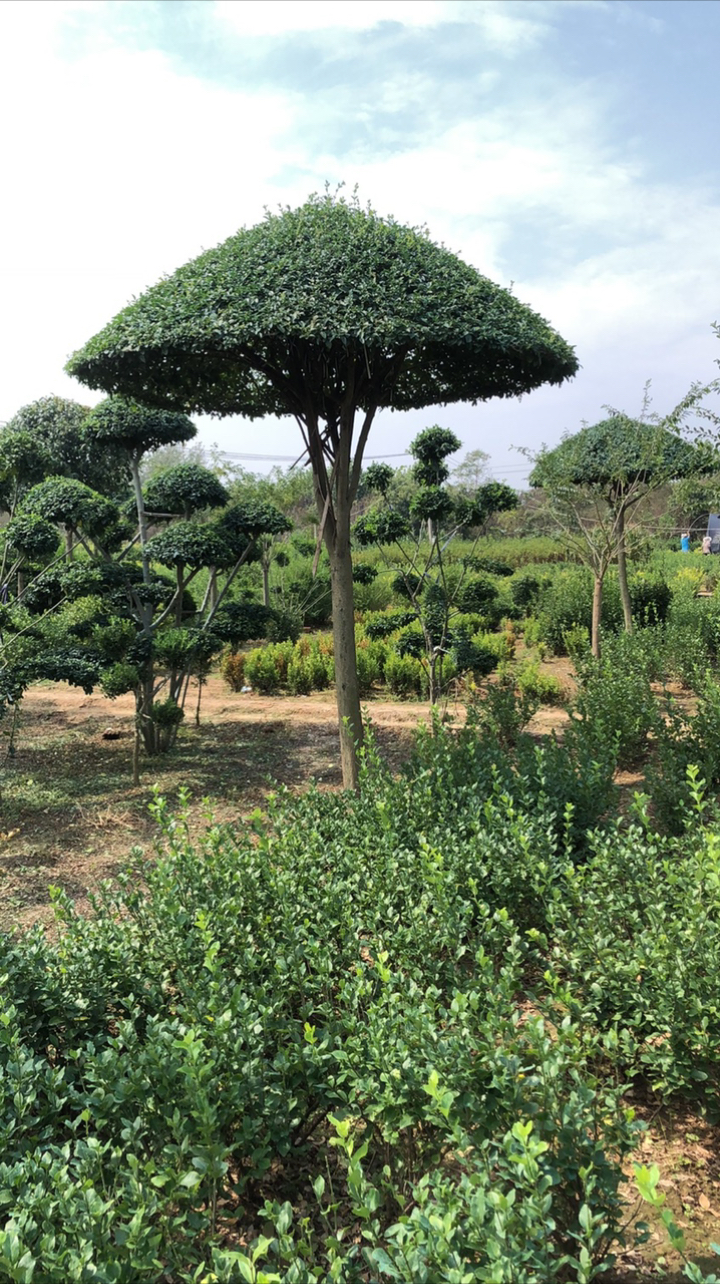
[2,718,719,1278]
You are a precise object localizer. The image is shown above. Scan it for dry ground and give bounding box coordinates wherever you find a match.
[0,670,718,1278]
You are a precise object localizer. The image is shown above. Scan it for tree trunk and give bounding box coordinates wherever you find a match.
[428,655,438,705]
[139,674,156,754]
[591,575,603,659]
[175,564,184,625]
[130,454,151,585]
[262,553,270,608]
[65,528,75,562]
[306,398,376,790]
[616,506,633,633]
[328,518,363,790]
[133,693,141,786]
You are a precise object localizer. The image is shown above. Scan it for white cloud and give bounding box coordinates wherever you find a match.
[214,0,547,48]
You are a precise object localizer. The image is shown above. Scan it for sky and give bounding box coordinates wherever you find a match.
[1,0,719,485]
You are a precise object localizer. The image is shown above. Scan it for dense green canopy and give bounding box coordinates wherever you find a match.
[5,396,129,498]
[21,477,121,541]
[529,415,706,490]
[143,464,228,517]
[4,512,60,561]
[83,397,196,457]
[145,521,229,570]
[66,195,578,418]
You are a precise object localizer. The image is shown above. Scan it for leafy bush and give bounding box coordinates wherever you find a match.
[562,618,589,655]
[9,703,720,1276]
[458,574,499,613]
[287,653,313,694]
[151,696,184,727]
[646,678,720,832]
[356,644,381,696]
[243,642,287,693]
[629,572,672,625]
[516,659,565,706]
[384,650,426,698]
[573,635,660,769]
[510,567,553,610]
[364,609,417,640]
[220,648,246,692]
[352,572,394,614]
[473,627,515,664]
[538,567,622,654]
[472,673,541,748]
[544,788,720,1101]
[0,723,654,1281]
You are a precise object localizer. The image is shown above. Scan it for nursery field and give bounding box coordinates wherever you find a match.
[4,545,720,1282]
[5,212,720,1283]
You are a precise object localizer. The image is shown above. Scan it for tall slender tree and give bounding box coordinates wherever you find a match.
[67,192,578,787]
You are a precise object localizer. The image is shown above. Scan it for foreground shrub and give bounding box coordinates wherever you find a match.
[572,634,660,769]
[646,679,720,832]
[0,726,646,1281]
[3,720,720,1279]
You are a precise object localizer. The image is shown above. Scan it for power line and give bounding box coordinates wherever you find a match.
[218,449,531,474]
[219,450,413,463]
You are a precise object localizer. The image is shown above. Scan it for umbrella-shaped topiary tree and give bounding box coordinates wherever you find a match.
[67,192,578,787]
[530,413,715,654]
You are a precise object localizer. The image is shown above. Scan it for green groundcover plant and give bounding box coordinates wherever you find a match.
[1,716,720,1281]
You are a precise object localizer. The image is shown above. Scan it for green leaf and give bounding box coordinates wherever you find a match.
[370,1247,401,1278]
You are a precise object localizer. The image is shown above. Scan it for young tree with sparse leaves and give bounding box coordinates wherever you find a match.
[530,411,716,656]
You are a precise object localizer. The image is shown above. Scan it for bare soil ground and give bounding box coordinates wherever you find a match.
[0,676,437,932]
[610,1102,720,1282]
[1,670,718,1278]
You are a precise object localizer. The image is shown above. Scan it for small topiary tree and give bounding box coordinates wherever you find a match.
[0,464,288,774]
[143,463,229,521]
[356,427,518,702]
[83,397,197,585]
